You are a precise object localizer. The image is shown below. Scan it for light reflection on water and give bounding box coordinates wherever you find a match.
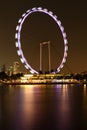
[0,84,87,130]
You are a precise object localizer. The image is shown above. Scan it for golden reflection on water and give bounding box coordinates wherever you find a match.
[53,84,72,128]
[1,84,87,129]
[18,84,47,126]
[62,84,68,99]
[83,84,87,97]
[19,85,36,124]
[58,84,71,127]
[83,84,87,110]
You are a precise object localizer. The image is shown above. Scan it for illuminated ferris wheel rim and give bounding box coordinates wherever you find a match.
[15,7,68,74]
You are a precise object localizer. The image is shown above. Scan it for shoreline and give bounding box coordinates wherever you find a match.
[1,81,87,85]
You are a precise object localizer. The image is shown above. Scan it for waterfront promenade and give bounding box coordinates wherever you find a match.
[0,73,87,85]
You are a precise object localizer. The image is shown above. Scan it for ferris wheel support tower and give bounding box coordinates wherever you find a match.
[40,41,51,72]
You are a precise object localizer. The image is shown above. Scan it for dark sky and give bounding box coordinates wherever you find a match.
[0,0,87,73]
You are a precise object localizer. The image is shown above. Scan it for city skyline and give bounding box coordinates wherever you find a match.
[0,0,87,73]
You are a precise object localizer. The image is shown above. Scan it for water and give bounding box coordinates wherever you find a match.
[0,84,87,130]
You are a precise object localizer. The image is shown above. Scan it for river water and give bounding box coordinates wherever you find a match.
[0,84,87,130]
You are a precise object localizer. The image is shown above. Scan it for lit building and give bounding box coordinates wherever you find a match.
[13,61,19,74]
[8,65,13,76]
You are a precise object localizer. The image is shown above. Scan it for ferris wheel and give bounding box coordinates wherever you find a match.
[15,7,68,74]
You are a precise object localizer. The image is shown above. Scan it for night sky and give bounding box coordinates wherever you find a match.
[0,0,87,73]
